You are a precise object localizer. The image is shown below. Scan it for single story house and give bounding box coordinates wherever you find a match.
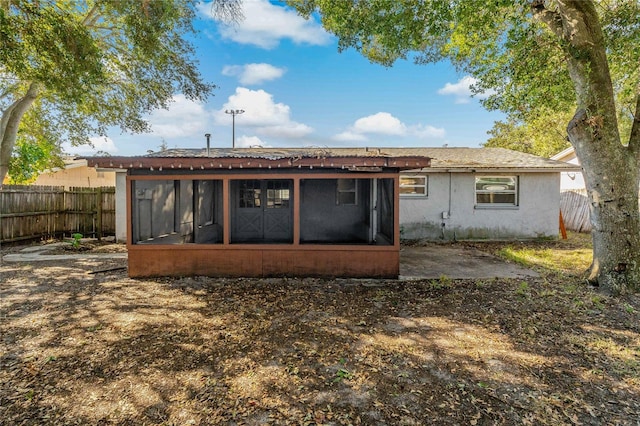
[398,147,580,240]
[87,147,578,278]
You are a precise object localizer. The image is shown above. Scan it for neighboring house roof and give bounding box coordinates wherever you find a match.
[406,147,579,171]
[86,147,579,173]
[551,146,578,163]
[41,157,89,173]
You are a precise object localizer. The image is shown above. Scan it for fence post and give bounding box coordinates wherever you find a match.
[559,210,567,239]
[96,186,103,241]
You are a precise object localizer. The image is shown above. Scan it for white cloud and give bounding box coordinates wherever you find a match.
[63,136,118,155]
[333,131,368,142]
[199,0,332,49]
[222,63,286,85]
[352,112,407,136]
[215,87,313,139]
[90,136,118,152]
[236,135,270,148]
[437,76,494,104]
[411,124,447,139]
[147,94,211,138]
[256,123,314,139]
[333,112,445,141]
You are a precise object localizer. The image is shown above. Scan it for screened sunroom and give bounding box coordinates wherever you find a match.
[88,148,430,278]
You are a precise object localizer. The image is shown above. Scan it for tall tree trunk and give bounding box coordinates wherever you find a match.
[533,0,640,294]
[569,110,640,294]
[0,82,40,186]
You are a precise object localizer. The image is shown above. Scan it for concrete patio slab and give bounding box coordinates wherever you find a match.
[399,245,538,280]
[3,241,538,280]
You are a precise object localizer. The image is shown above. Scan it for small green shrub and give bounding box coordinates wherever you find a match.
[70,233,83,249]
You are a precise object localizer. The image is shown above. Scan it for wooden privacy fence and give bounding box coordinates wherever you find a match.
[0,185,116,243]
[560,189,591,233]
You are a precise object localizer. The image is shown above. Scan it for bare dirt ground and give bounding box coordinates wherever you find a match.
[1,240,639,425]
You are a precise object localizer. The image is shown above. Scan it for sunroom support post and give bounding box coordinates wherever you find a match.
[370,178,378,243]
[126,174,132,245]
[394,175,400,247]
[293,177,301,246]
[223,178,230,245]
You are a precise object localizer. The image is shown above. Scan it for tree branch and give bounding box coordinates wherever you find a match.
[530,0,565,39]
[82,4,101,27]
[0,82,21,101]
[210,0,244,24]
[0,82,41,182]
[1,82,39,135]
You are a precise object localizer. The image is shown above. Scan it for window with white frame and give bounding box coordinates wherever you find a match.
[475,176,518,206]
[400,174,428,197]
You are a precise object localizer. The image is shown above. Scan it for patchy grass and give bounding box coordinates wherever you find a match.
[1,236,639,425]
[494,232,592,275]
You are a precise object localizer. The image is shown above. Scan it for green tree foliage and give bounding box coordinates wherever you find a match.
[0,0,241,184]
[6,101,65,184]
[484,109,573,158]
[7,138,64,184]
[288,0,640,293]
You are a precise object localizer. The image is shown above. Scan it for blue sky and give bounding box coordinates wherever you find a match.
[67,0,504,157]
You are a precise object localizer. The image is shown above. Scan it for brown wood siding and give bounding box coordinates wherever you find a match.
[128,246,398,278]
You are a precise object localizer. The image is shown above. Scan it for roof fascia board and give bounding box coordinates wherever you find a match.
[424,167,582,173]
[87,156,431,171]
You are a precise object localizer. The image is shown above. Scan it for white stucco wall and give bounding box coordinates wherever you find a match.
[559,157,586,190]
[399,172,561,240]
[115,171,127,243]
[551,148,586,191]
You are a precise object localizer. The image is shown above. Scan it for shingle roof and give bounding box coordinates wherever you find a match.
[146,147,578,171]
[87,147,580,172]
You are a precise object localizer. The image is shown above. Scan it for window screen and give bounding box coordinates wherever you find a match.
[475,176,518,206]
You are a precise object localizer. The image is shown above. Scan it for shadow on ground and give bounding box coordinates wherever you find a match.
[1,253,639,425]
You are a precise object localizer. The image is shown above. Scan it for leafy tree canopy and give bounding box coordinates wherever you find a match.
[0,0,240,184]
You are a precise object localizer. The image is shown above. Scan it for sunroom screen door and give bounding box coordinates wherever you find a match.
[231,179,292,243]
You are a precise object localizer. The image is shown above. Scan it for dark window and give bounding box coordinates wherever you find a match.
[300,178,391,245]
[131,179,222,244]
